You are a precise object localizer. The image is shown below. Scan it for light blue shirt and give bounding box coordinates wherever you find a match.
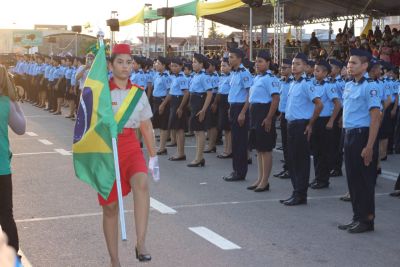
[70,67,77,86]
[169,72,188,96]
[189,70,212,94]
[218,73,231,95]
[285,77,320,121]
[130,69,147,89]
[332,75,345,101]
[249,71,280,104]
[228,64,253,103]
[278,77,292,113]
[152,71,170,97]
[44,64,52,79]
[65,67,73,80]
[207,72,219,93]
[343,76,381,129]
[314,80,339,117]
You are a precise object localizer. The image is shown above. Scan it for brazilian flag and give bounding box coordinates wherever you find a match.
[72,45,117,199]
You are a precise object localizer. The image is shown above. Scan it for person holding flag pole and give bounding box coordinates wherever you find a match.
[73,33,157,265]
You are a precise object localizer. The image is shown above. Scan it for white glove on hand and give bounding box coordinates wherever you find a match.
[149,156,160,182]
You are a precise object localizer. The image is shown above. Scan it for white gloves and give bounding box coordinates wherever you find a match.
[149,156,160,182]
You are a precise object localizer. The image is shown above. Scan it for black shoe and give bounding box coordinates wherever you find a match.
[135,247,151,262]
[273,170,285,178]
[283,197,307,206]
[217,153,232,159]
[44,108,50,111]
[279,195,294,203]
[247,185,258,190]
[330,169,343,177]
[389,191,400,197]
[309,180,317,187]
[204,147,216,153]
[168,155,186,161]
[339,194,351,202]
[247,158,252,165]
[377,168,381,175]
[278,170,290,179]
[310,182,329,189]
[216,139,223,146]
[338,220,358,230]
[187,159,205,167]
[156,149,167,155]
[223,173,245,182]
[280,159,285,163]
[276,146,283,150]
[53,112,61,115]
[380,156,387,161]
[185,132,195,137]
[166,143,177,147]
[347,221,374,233]
[254,183,270,192]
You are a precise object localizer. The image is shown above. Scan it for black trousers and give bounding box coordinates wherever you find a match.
[393,110,400,152]
[330,110,344,172]
[0,174,19,252]
[287,120,311,198]
[395,173,400,191]
[387,105,397,152]
[344,128,378,223]
[311,117,332,184]
[280,113,288,170]
[230,104,249,178]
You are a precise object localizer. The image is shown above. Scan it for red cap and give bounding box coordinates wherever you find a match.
[112,44,131,55]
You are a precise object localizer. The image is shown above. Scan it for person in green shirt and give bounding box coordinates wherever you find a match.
[0,65,26,256]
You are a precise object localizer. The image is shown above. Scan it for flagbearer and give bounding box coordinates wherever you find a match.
[102,44,157,264]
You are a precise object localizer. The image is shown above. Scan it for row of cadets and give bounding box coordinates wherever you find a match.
[279,53,323,206]
[151,56,172,155]
[309,60,341,189]
[204,58,220,153]
[328,59,346,177]
[273,58,293,179]
[338,49,381,233]
[52,56,67,115]
[246,50,280,192]
[222,48,253,181]
[187,53,213,167]
[216,58,232,158]
[64,56,77,119]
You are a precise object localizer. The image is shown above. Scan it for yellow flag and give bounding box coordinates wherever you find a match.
[119,7,145,26]
[361,17,372,36]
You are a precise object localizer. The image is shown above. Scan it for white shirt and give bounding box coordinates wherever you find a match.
[111,89,153,129]
[75,65,88,90]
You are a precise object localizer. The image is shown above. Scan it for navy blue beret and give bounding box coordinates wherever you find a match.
[294,52,308,62]
[329,59,344,69]
[350,48,372,61]
[282,58,292,65]
[229,48,245,59]
[256,50,271,61]
[316,60,331,72]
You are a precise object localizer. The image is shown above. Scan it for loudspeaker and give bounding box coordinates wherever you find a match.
[241,0,263,8]
[71,25,82,33]
[106,19,120,32]
[157,8,174,19]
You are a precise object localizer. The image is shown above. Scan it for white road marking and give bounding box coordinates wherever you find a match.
[382,170,398,177]
[380,174,397,181]
[13,151,58,156]
[25,132,38,137]
[54,149,72,156]
[189,226,241,250]
[18,250,33,267]
[38,139,53,145]
[150,197,177,214]
[200,182,208,185]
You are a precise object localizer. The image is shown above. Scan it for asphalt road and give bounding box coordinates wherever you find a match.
[9,102,400,267]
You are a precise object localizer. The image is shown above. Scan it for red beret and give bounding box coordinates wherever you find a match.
[112,44,131,55]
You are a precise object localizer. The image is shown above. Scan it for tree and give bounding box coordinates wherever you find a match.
[208,22,225,39]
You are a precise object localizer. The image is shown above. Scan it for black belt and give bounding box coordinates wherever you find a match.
[288,119,309,124]
[345,127,368,134]
[191,92,206,96]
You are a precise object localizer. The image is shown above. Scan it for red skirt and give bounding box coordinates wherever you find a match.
[98,128,148,206]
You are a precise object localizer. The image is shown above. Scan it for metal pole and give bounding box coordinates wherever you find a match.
[75,33,78,56]
[249,7,253,60]
[164,0,169,57]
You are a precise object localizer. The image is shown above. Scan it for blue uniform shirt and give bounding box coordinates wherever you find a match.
[249,70,280,104]
[207,72,219,93]
[169,72,188,96]
[218,73,231,95]
[130,69,147,89]
[48,66,56,82]
[228,64,253,103]
[343,76,381,129]
[314,80,339,117]
[189,70,212,93]
[65,67,73,80]
[285,77,320,121]
[278,77,292,113]
[70,67,77,86]
[152,71,170,97]
[44,64,52,79]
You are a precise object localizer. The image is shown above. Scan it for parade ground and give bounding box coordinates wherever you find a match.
[11,103,400,267]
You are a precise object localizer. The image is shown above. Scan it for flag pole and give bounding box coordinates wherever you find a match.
[98,30,127,241]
